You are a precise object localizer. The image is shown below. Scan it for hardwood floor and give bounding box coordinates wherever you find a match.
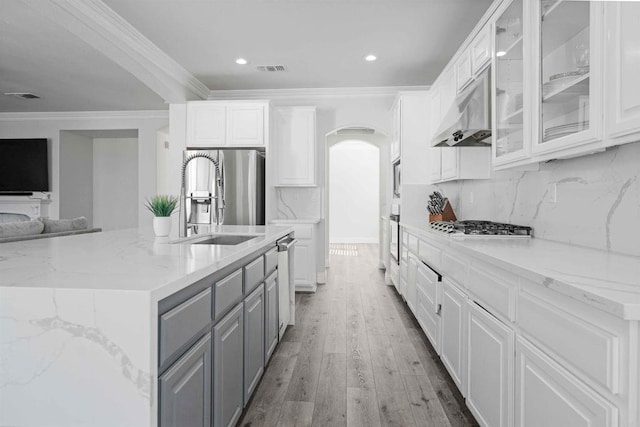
[240,244,478,427]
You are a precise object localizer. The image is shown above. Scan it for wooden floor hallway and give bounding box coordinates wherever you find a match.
[240,244,478,427]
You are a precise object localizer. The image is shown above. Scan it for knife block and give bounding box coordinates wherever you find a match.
[429,200,457,223]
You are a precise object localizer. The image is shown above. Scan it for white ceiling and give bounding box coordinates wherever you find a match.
[103,0,493,90]
[0,1,167,112]
[0,0,492,112]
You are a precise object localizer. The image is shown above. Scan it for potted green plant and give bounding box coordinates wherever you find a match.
[145,195,178,237]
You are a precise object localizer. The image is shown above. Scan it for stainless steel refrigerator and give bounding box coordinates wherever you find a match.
[183,149,265,227]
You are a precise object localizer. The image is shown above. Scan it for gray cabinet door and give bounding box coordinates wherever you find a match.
[243,283,265,404]
[265,271,279,363]
[214,303,244,427]
[159,332,212,427]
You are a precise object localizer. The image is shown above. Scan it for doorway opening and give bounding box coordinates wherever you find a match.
[59,129,138,231]
[325,126,389,270]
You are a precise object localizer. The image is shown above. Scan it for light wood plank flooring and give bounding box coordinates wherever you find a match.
[240,244,478,427]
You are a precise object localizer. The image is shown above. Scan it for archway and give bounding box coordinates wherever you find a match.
[324,125,390,272]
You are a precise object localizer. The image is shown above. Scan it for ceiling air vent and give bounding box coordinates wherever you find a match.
[4,92,41,100]
[256,65,287,72]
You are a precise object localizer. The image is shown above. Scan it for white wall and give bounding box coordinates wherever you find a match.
[0,111,168,226]
[329,140,379,243]
[59,131,94,225]
[93,138,139,231]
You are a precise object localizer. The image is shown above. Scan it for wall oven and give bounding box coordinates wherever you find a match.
[392,160,401,199]
[389,205,400,265]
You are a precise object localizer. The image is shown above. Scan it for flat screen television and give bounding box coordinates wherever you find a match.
[0,138,49,193]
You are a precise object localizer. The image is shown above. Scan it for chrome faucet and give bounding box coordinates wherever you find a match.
[179,152,224,237]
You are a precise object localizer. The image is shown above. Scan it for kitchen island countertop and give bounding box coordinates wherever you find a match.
[0,224,292,427]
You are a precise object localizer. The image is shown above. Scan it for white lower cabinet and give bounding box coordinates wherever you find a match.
[293,225,316,292]
[440,278,467,394]
[405,253,418,315]
[415,260,441,352]
[466,301,514,427]
[399,231,634,427]
[515,336,618,427]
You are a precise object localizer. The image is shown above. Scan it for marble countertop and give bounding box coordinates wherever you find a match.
[0,225,292,301]
[402,222,640,320]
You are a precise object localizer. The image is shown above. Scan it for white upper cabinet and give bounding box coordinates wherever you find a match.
[187,101,269,148]
[226,104,266,147]
[471,25,492,75]
[273,107,316,187]
[397,92,434,185]
[187,103,227,147]
[456,50,474,93]
[605,1,640,146]
[531,0,605,159]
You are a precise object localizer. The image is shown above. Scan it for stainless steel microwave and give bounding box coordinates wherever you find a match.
[392,160,401,199]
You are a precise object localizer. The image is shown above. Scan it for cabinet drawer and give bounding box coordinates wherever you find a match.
[244,256,265,294]
[442,251,466,286]
[215,269,243,319]
[518,289,620,394]
[264,247,278,275]
[418,240,441,269]
[416,285,440,352]
[159,288,212,367]
[467,263,516,322]
[516,337,618,427]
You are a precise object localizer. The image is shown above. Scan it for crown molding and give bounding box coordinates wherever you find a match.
[21,0,210,103]
[207,86,430,100]
[0,110,169,121]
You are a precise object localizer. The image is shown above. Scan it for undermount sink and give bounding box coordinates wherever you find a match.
[189,235,259,245]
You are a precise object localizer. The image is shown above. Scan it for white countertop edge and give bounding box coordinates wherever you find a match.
[151,229,292,302]
[401,222,640,320]
[270,218,321,224]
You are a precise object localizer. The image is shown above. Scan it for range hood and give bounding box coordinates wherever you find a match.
[432,69,491,147]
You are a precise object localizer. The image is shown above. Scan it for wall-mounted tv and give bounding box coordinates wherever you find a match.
[0,138,49,193]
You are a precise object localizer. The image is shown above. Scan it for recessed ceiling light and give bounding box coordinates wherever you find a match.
[365,54,377,62]
[496,51,506,57]
[235,58,248,65]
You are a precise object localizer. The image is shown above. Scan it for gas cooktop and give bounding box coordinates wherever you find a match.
[430,220,533,237]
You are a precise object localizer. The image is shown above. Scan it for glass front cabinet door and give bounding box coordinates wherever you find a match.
[492,0,528,167]
[531,0,605,158]
[492,0,607,169]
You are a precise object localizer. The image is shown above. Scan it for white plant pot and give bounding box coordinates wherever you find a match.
[153,216,172,237]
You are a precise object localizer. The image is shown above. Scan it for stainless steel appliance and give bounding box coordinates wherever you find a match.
[180,149,266,236]
[389,205,400,265]
[430,220,532,238]
[277,234,297,339]
[433,68,492,147]
[392,160,401,199]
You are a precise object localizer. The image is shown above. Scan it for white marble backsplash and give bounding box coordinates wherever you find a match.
[276,187,322,219]
[404,142,640,257]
